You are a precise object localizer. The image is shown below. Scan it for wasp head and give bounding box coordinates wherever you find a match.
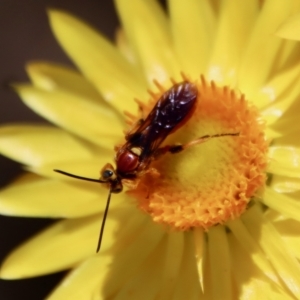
[100,163,123,193]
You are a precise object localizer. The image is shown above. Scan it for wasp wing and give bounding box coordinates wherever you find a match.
[127,81,198,161]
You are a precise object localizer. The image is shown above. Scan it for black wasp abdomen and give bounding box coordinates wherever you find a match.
[155,82,198,129]
[127,81,198,152]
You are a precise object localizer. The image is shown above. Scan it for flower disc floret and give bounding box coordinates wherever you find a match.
[129,77,268,230]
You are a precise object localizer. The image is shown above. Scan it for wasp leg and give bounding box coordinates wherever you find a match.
[154,132,239,157]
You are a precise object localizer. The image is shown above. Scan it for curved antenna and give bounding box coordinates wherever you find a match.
[96,187,112,253]
[54,169,113,253]
[54,169,105,183]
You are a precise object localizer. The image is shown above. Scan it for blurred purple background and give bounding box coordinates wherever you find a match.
[0,1,119,298]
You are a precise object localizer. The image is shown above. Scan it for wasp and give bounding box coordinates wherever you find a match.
[55,81,238,252]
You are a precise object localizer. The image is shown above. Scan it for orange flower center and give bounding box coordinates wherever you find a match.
[128,76,268,230]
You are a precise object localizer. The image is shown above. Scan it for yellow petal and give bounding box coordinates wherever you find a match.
[170,233,202,300]
[48,9,147,113]
[27,61,103,100]
[273,111,300,138]
[115,232,201,300]
[239,279,292,300]
[30,155,112,179]
[0,125,97,167]
[260,77,300,126]
[228,232,292,300]
[201,249,213,300]
[115,29,137,66]
[242,205,300,298]
[267,138,300,178]
[265,127,282,140]
[47,255,112,300]
[269,145,300,170]
[253,62,300,111]
[0,173,113,218]
[27,61,122,121]
[0,210,124,279]
[102,217,165,297]
[261,187,300,223]
[271,175,300,193]
[238,0,295,98]
[113,238,166,299]
[208,226,232,300]
[272,39,300,72]
[276,12,300,41]
[14,84,122,147]
[115,0,180,85]
[267,160,300,178]
[269,150,300,176]
[227,218,279,284]
[273,133,300,150]
[168,0,216,78]
[207,0,258,85]
[193,228,205,291]
[272,217,300,261]
[157,232,185,299]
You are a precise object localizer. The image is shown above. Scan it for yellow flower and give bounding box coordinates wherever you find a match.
[1,0,300,299]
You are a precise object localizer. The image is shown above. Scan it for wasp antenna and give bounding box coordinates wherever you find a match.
[96,187,112,253]
[54,169,104,183]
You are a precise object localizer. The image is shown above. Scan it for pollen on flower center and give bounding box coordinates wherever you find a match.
[127,76,268,230]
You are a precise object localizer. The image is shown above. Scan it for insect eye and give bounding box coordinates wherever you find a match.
[102,169,114,179]
[100,163,117,182]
